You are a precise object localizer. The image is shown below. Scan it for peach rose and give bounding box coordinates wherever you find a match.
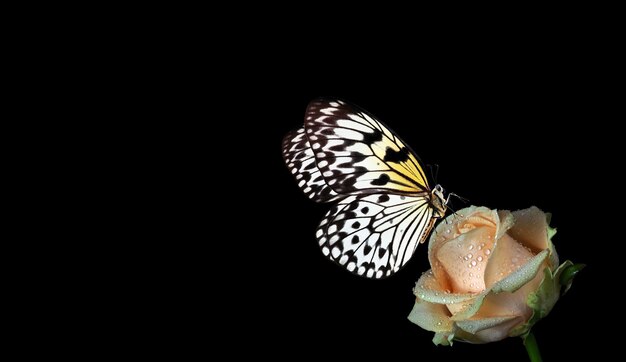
[408,206,577,345]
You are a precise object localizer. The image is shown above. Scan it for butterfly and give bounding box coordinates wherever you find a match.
[282,99,449,279]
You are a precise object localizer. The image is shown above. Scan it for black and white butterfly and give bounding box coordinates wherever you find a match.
[283,99,449,279]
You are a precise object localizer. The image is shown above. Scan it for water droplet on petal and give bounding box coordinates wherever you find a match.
[463,256,468,261]
[477,256,483,262]
[485,249,491,255]
[467,253,473,259]
[471,260,477,266]
[437,321,442,326]
[468,244,474,250]
[469,272,474,277]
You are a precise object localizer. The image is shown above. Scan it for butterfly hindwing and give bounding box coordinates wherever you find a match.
[304,99,430,195]
[317,193,435,279]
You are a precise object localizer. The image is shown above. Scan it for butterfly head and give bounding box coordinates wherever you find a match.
[431,184,448,218]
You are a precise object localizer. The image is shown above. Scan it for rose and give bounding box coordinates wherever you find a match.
[408,206,577,345]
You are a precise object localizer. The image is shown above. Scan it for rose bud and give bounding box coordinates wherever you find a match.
[408,206,580,345]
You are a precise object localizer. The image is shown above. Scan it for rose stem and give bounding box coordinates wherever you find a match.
[523,332,542,362]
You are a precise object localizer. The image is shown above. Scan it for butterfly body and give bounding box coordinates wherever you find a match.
[283,99,448,278]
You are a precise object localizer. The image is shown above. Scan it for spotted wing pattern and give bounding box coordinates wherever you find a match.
[316,193,435,278]
[282,127,342,203]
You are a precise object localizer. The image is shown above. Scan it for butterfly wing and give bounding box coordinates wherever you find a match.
[304,99,430,195]
[282,127,343,203]
[318,193,436,279]
[284,98,442,278]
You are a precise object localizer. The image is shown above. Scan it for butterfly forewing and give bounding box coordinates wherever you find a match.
[282,127,342,203]
[304,99,430,195]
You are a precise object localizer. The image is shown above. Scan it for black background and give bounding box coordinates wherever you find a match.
[234,82,613,360]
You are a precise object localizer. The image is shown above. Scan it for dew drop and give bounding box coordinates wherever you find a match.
[468,263,473,268]
[419,285,424,289]
[469,272,474,277]
[477,256,483,262]
[442,298,447,303]
[485,249,491,255]
[468,244,474,250]
[445,229,451,234]
[467,253,473,259]
[471,260,477,266]
[463,256,468,261]
[470,283,475,288]
[420,294,425,298]
[434,292,439,296]
[437,321,442,326]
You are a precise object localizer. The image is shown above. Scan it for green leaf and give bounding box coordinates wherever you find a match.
[559,263,585,295]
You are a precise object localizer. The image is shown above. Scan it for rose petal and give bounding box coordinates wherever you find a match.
[407,298,453,333]
[413,269,476,305]
[469,270,544,322]
[428,206,497,293]
[496,210,515,240]
[451,251,548,321]
[432,331,456,346]
[484,234,536,288]
[508,206,550,253]
[450,292,488,321]
[436,227,494,293]
[456,315,520,334]
[461,317,523,343]
[489,249,549,293]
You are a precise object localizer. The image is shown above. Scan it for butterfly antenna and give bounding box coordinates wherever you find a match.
[426,164,436,183]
